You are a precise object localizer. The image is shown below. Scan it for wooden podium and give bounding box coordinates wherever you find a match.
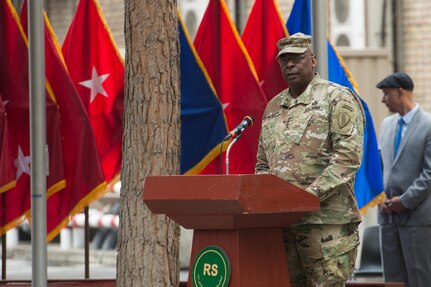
[143,174,319,287]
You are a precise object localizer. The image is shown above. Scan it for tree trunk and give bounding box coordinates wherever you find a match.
[118,1,180,286]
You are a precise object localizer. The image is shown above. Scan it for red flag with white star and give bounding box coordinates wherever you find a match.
[21,1,107,240]
[242,0,289,101]
[0,0,66,235]
[194,0,268,174]
[62,0,124,185]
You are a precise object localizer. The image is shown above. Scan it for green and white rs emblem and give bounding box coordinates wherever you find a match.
[192,246,231,287]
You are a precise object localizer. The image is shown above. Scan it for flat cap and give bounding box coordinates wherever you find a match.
[276,32,312,58]
[376,72,414,91]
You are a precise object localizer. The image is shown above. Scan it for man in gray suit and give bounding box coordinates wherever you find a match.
[377,72,431,287]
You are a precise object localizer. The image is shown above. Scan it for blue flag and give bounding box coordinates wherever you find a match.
[179,15,229,174]
[286,0,384,213]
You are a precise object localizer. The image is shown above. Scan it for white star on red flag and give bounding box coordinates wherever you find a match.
[15,145,31,180]
[79,66,110,103]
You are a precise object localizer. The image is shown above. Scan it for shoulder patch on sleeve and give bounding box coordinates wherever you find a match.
[332,99,360,134]
[338,111,352,129]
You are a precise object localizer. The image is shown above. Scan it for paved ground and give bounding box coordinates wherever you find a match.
[2,244,116,280]
[2,243,191,282]
[1,259,116,280]
[2,243,381,283]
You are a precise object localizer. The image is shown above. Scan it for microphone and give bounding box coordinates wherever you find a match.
[223,116,255,140]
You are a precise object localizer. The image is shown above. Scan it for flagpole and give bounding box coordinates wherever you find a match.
[311,0,328,79]
[28,0,48,286]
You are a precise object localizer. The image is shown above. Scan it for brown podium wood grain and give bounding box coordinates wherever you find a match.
[144,174,320,287]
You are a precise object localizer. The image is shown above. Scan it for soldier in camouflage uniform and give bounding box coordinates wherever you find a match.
[255,32,365,286]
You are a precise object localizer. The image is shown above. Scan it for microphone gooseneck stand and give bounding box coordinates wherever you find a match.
[225,134,241,175]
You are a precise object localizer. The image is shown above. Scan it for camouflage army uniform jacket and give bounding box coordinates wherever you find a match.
[256,74,364,225]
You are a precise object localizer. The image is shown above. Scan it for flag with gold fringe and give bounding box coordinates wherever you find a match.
[194,0,268,174]
[179,12,229,175]
[62,0,123,186]
[20,0,107,240]
[0,0,66,236]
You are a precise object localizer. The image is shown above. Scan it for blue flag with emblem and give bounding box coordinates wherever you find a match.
[179,13,229,175]
[286,0,384,213]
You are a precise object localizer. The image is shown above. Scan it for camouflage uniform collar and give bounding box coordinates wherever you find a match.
[281,74,321,108]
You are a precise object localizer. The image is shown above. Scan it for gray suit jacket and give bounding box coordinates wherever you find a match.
[378,108,431,225]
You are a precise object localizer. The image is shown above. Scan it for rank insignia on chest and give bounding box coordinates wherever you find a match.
[304,105,321,113]
[283,117,293,129]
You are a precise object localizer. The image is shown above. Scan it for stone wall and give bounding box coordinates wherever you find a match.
[46,0,124,50]
[402,0,431,111]
[46,0,76,45]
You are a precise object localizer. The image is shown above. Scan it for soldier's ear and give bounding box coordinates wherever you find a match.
[311,54,317,68]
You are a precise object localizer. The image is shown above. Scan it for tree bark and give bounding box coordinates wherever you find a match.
[118,1,180,286]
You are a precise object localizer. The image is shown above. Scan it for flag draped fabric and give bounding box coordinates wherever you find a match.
[21,1,106,240]
[241,0,289,101]
[0,92,17,235]
[179,13,229,175]
[194,0,268,174]
[286,0,384,213]
[0,0,66,235]
[0,93,15,194]
[62,0,124,185]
